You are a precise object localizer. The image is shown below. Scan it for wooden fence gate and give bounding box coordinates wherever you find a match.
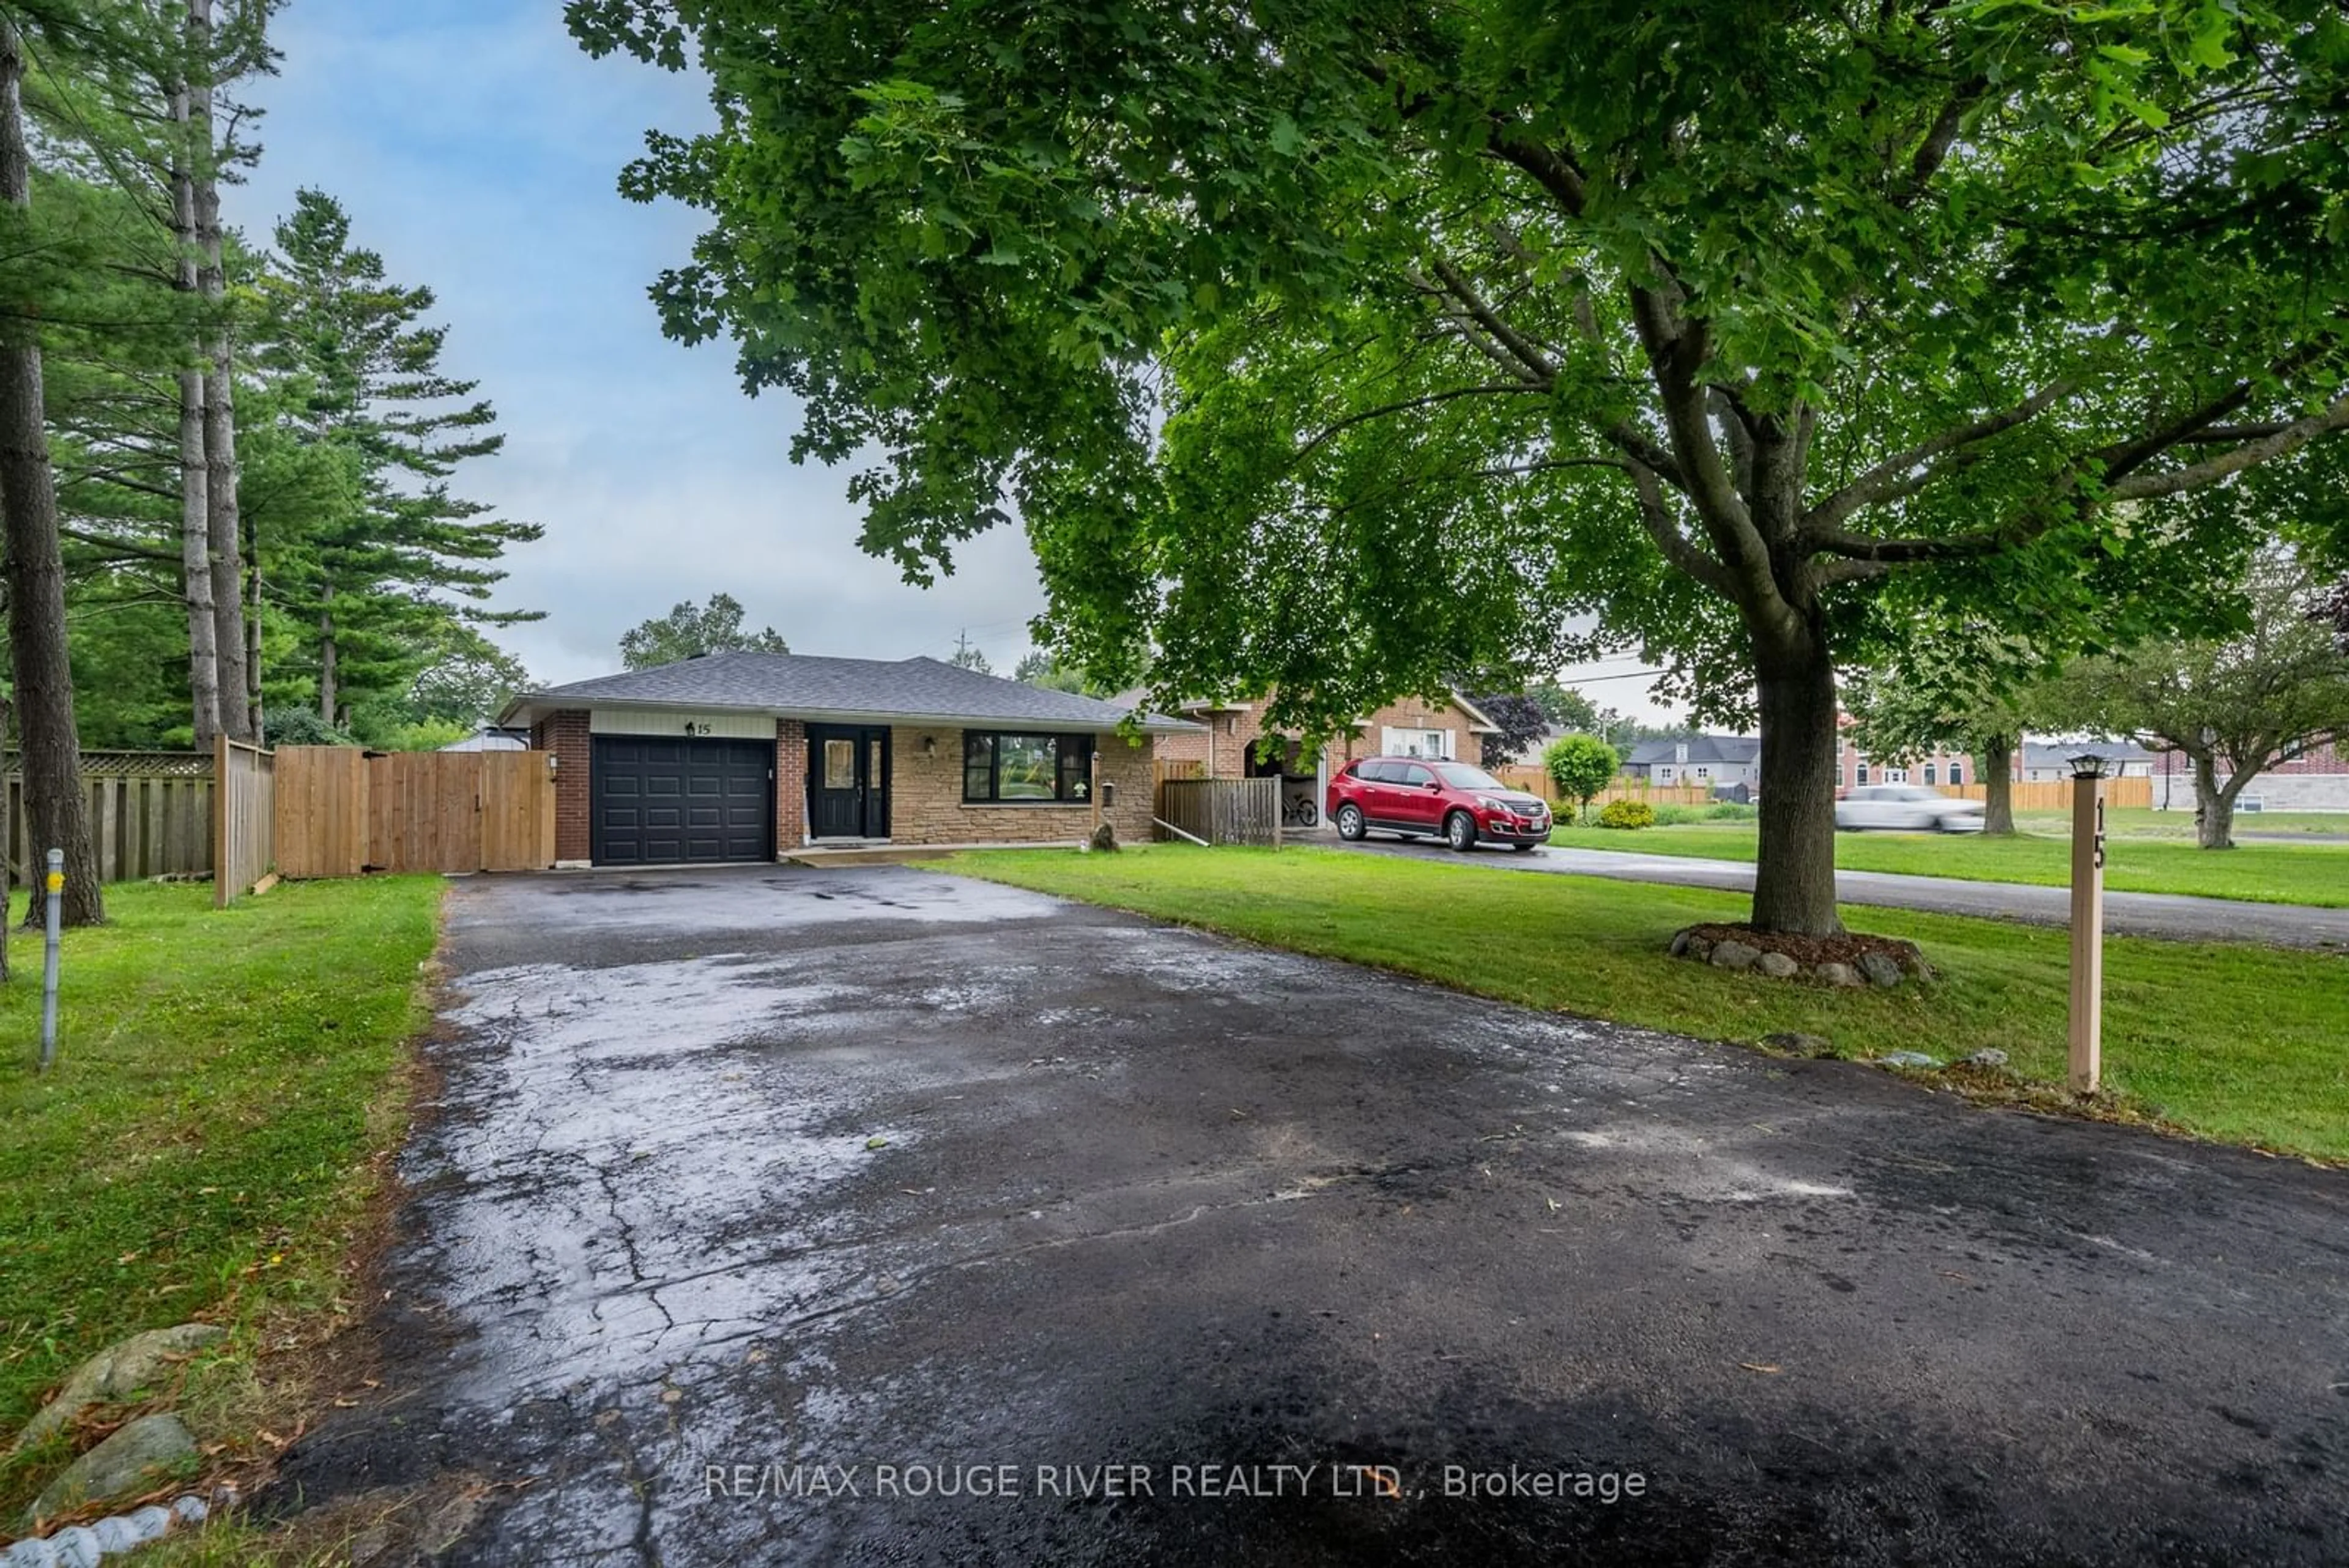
[1157,776,1282,846]
[275,747,556,877]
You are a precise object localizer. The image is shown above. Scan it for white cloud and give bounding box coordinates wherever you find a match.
[227,0,1049,686]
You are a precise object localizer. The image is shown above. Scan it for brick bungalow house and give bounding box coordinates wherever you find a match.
[500,652,1197,866]
[1137,689,1500,826]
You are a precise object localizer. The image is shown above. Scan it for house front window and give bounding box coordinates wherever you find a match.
[1924,762,1937,785]
[1855,762,1869,785]
[1948,759,1964,786]
[963,732,1096,804]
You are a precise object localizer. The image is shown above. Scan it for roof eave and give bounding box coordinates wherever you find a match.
[499,692,1201,735]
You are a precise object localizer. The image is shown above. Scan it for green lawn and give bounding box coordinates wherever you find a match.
[1538,818,2349,907]
[953,844,2349,1161]
[2015,805,2349,839]
[0,877,443,1522]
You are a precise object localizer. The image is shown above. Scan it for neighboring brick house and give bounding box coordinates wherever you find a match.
[1832,733,1980,793]
[502,652,1196,866]
[1138,689,1499,827]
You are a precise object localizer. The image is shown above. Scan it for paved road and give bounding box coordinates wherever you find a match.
[1329,834,2349,948]
[274,866,2349,1565]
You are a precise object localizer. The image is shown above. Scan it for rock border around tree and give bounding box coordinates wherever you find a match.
[1668,923,1934,989]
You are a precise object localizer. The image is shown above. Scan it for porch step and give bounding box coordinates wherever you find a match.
[782,845,962,867]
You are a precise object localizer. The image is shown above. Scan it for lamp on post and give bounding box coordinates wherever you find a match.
[2067,751,2113,1093]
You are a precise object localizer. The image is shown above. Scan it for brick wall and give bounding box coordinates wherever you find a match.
[533,710,592,864]
[774,719,808,851]
[883,726,1154,845]
[1329,696,1480,768]
[1835,734,1976,792]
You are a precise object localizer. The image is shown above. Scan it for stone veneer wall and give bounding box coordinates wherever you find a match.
[879,726,1154,846]
[532,710,593,865]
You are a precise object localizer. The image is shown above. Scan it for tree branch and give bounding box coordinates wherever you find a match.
[1628,460,1734,598]
[1292,384,1549,462]
[1804,377,2073,536]
[2109,390,2349,500]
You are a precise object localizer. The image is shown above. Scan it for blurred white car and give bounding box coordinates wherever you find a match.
[1835,785,1986,833]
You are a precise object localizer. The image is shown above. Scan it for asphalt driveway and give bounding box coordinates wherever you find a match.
[276,866,2349,1564]
[1328,834,2349,948]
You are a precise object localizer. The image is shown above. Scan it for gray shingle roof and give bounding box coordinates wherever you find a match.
[1624,734,1761,767]
[2021,740,2157,769]
[502,652,1197,732]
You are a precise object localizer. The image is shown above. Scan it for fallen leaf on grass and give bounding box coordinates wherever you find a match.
[1739,1362,1781,1375]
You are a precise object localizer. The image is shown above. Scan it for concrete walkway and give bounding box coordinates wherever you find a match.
[1332,837,2349,948]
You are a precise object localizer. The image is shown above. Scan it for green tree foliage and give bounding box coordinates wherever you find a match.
[2036,553,2349,850]
[1527,682,1600,735]
[1012,648,1094,693]
[618,591,789,667]
[250,188,542,726]
[576,0,2349,935]
[1845,634,2049,834]
[946,634,991,674]
[1542,733,1620,823]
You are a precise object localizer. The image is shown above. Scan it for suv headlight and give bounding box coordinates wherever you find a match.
[1477,795,1517,814]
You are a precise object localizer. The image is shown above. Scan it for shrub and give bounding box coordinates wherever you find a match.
[1542,733,1622,823]
[264,708,358,747]
[1703,803,1758,822]
[1651,804,1704,825]
[1597,798,1657,830]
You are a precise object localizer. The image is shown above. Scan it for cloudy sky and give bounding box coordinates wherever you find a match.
[230,0,1676,721]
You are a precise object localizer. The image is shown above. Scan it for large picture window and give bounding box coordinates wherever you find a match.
[963,732,1096,804]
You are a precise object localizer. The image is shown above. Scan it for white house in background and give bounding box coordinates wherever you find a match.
[2018,740,2157,782]
[439,725,530,752]
[1622,735,1762,789]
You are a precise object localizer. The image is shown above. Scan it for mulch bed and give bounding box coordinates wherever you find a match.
[1679,922,1931,973]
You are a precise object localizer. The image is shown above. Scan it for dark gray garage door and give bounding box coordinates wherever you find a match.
[592,736,773,865]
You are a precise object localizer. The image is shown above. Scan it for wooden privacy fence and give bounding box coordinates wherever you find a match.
[1157,776,1282,847]
[5,753,216,884]
[275,746,555,877]
[1948,778,2152,811]
[1493,768,1723,808]
[213,737,276,906]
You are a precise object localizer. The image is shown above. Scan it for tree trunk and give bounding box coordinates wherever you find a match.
[0,20,102,926]
[245,521,264,738]
[190,0,249,742]
[1981,732,2017,836]
[202,358,248,739]
[1750,626,1846,937]
[318,588,337,723]
[169,72,219,746]
[2194,752,2241,850]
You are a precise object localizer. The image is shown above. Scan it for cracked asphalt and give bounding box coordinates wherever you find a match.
[273,865,2349,1565]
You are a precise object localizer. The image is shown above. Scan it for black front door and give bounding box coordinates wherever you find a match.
[807,725,890,839]
[591,735,774,865]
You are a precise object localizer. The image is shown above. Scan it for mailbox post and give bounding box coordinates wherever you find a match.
[2067,753,2112,1093]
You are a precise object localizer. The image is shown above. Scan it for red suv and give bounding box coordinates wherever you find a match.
[1327,757,1554,852]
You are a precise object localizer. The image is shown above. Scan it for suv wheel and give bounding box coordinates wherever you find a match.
[1335,803,1366,841]
[1445,811,1477,852]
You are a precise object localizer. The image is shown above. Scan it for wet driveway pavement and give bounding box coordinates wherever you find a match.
[276,865,2349,1565]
